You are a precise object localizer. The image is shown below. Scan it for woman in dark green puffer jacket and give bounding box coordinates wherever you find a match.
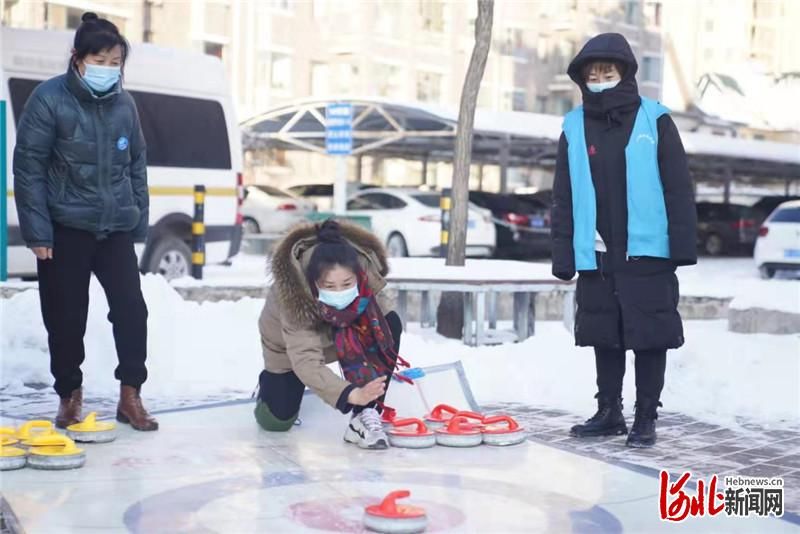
[13,12,158,432]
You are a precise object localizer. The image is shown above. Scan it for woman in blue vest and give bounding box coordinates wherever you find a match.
[551,33,697,448]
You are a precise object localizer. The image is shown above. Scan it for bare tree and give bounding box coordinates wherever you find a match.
[437,0,494,338]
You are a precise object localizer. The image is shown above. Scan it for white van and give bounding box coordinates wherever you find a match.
[2,27,243,279]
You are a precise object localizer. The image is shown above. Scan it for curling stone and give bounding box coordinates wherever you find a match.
[434,414,484,448]
[27,434,86,471]
[0,443,27,471]
[481,415,527,446]
[388,419,436,449]
[0,427,19,447]
[66,412,117,443]
[363,490,428,533]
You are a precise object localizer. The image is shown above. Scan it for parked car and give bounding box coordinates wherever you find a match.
[696,202,759,256]
[468,192,551,258]
[346,189,496,257]
[754,200,800,279]
[287,183,375,211]
[240,185,316,235]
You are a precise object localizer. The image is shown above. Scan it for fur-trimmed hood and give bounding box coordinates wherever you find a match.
[270,221,389,327]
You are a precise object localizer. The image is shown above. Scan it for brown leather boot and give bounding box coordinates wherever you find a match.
[117,385,159,431]
[55,388,83,429]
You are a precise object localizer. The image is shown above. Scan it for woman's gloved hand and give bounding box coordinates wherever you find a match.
[347,376,387,406]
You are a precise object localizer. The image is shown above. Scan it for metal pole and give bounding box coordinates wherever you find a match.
[0,100,7,281]
[440,187,452,258]
[191,185,206,280]
[333,156,347,215]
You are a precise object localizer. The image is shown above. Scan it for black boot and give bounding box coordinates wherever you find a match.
[626,400,662,448]
[570,394,628,437]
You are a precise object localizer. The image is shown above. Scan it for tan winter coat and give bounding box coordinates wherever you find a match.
[258,222,390,408]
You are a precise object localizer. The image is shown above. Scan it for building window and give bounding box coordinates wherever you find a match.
[375,64,404,98]
[537,36,550,61]
[500,28,524,56]
[334,63,359,94]
[310,62,329,97]
[376,0,403,38]
[417,71,442,103]
[642,56,662,83]
[558,97,573,115]
[204,42,224,59]
[535,95,548,114]
[420,0,445,33]
[555,39,575,72]
[271,53,292,91]
[643,1,662,27]
[502,89,527,111]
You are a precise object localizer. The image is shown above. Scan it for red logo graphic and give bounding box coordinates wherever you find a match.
[659,470,725,522]
[588,144,597,156]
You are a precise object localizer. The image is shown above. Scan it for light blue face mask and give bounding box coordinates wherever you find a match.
[318,285,359,310]
[586,80,619,93]
[82,64,121,93]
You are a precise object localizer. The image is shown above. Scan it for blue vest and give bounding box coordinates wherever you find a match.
[562,96,671,271]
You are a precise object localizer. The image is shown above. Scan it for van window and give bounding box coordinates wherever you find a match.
[8,78,40,124]
[129,91,232,169]
[7,78,232,170]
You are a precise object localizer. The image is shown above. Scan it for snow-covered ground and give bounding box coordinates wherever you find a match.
[2,270,798,431]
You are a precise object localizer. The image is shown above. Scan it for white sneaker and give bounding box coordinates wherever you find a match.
[344,408,389,449]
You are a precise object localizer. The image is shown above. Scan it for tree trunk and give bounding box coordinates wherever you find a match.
[437,0,494,339]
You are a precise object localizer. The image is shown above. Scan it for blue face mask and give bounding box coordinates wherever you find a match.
[586,80,619,93]
[82,64,121,93]
[318,285,359,310]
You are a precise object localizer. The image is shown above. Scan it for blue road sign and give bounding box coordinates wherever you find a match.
[325,103,353,156]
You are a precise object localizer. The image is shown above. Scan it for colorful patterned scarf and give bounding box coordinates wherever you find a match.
[318,270,411,387]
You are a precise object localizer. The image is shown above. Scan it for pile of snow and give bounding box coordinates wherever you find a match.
[1,275,264,399]
[2,274,798,429]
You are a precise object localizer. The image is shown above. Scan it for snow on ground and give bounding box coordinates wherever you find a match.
[387,257,557,281]
[2,272,798,431]
[170,252,271,288]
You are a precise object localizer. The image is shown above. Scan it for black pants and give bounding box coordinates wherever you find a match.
[258,311,403,421]
[595,347,666,404]
[37,225,149,398]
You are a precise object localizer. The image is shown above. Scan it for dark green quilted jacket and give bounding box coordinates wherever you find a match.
[13,67,148,247]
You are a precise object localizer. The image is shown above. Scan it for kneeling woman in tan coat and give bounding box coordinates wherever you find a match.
[257,220,403,449]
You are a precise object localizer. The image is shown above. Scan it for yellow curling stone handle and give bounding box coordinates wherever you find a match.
[27,434,83,455]
[67,412,116,432]
[17,420,55,440]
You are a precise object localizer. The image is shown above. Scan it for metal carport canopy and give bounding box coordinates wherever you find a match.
[241,97,800,180]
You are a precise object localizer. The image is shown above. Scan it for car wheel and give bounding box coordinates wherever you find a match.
[145,236,192,281]
[386,233,408,257]
[759,266,776,280]
[704,233,725,256]
[242,217,261,235]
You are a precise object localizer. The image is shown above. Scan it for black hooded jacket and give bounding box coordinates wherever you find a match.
[550,33,697,279]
